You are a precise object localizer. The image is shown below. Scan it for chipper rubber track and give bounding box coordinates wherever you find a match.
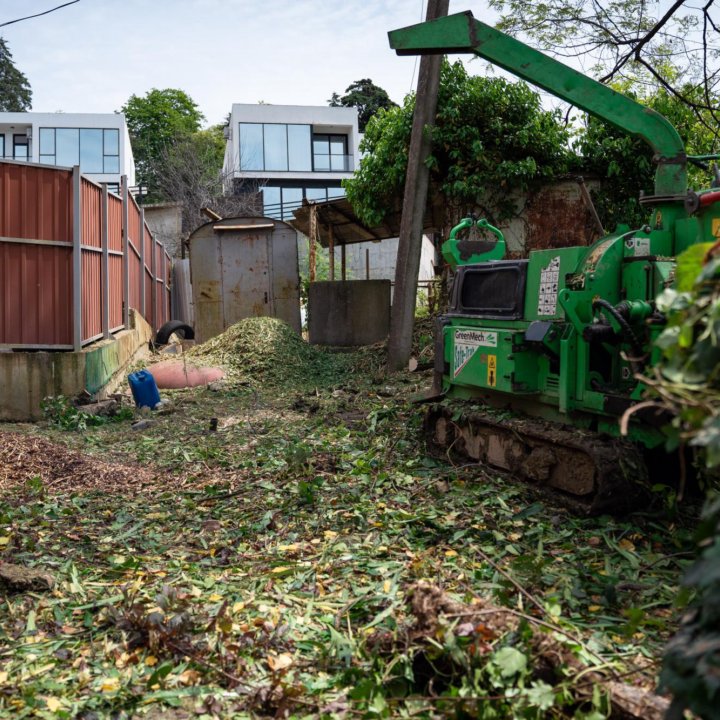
[425,403,649,515]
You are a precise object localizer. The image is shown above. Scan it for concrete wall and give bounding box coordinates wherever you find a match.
[0,310,153,421]
[297,234,436,284]
[335,236,436,282]
[492,179,602,256]
[144,202,183,258]
[308,280,390,346]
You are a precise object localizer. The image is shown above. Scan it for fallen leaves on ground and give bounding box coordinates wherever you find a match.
[0,319,699,718]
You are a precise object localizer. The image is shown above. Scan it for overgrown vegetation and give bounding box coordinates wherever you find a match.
[41,396,133,432]
[646,245,720,719]
[661,493,720,720]
[344,60,572,228]
[344,60,719,235]
[0,319,700,718]
[643,245,720,470]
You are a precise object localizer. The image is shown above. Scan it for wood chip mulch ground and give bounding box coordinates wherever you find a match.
[0,431,159,495]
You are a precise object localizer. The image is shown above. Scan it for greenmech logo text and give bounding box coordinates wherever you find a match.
[453,329,497,377]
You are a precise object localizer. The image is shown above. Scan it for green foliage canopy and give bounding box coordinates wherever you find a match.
[121,88,204,199]
[329,78,397,132]
[344,60,572,228]
[0,37,31,111]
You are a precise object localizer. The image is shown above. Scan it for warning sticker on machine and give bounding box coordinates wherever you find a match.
[537,256,560,316]
[487,354,497,387]
[453,329,497,377]
[625,236,651,256]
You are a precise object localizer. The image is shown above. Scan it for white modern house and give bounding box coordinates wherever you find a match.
[0,112,135,191]
[222,102,437,286]
[222,104,360,220]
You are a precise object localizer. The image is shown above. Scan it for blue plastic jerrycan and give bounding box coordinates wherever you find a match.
[128,369,161,409]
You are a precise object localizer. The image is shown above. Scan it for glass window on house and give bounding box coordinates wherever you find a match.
[288,125,311,171]
[281,187,303,220]
[80,129,103,173]
[13,134,29,160]
[56,129,78,166]
[39,128,54,162]
[262,186,281,219]
[103,129,120,173]
[0,136,5,158]
[313,134,348,172]
[240,123,312,172]
[261,184,345,221]
[264,124,288,172]
[305,187,327,202]
[38,127,120,173]
[239,123,264,171]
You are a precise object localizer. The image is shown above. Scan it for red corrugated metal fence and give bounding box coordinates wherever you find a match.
[0,160,172,350]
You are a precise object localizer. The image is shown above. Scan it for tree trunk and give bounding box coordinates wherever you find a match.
[387,0,449,371]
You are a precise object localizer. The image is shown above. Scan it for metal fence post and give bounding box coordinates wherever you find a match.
[101,183,110,339]
[140,207,146,320]
[72,165,82,351]
[121,176,130,328]
[150,233,157,330]
[163,250,169,323]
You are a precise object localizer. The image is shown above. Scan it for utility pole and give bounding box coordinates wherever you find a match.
[387,0,449,371]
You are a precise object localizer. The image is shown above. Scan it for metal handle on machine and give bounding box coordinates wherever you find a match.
[477,218,504,244]
[448,216,475,240]
[443,216,507,269]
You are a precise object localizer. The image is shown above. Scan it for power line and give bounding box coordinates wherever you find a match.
[409,0,425,91]
[0,0,80,29]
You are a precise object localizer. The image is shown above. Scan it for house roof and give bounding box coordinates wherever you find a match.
[289,196,444,248]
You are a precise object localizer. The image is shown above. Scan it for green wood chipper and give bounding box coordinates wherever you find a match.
[388,11,720,513]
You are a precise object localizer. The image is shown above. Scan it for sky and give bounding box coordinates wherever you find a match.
[0,0,501,127]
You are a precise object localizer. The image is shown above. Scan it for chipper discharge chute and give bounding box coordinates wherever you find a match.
[388,11,720,514]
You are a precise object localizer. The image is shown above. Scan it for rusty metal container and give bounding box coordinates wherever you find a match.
[189,217,301,342]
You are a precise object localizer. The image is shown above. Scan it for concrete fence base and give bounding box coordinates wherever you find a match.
[0,310,153,421]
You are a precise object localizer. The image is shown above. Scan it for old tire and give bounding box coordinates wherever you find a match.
[154,320,195,346]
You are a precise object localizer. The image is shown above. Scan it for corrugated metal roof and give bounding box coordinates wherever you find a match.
[289,196,444,247]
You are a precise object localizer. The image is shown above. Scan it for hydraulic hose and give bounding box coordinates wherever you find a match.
[591,299,645,373]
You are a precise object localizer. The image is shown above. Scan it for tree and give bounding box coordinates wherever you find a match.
[329,78,397,132]
[155,125,224,233]
[488,0,720,142]
[0,37,31,111]
[121,89,204,200]
[345,60,572,229]
[156,124,266,236]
